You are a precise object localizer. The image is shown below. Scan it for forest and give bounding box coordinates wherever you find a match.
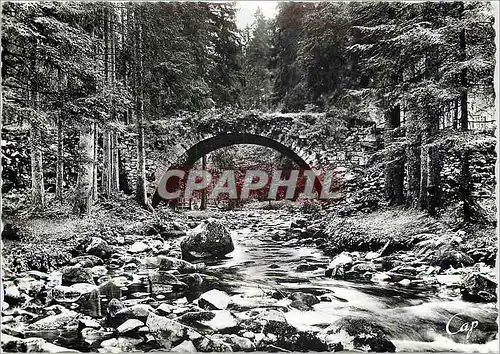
[1,2,498,353]
[1,2,495,215]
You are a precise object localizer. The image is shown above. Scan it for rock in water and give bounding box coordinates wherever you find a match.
[224,334,255,352]
[289,292,320,311]
[171,340,197,352]
[158,257,196,273]
[70,283,101,317]
[150,270,187,294]
[325,252,353,278]
[84,237,113,259]
[324,317,395,352]
[90,265,108,278]
[197,289,231,310]
[28,311,80,331]
[200,310,238,331]
[433,249,474,269]
[281,331,328,352]
[129,241,150,254]
[257,309,293,337]
[461,272,497,302]
[146,312,187,349]
[101,337,143,351]
[178,273,203,289]
[116,304,154,319]
[61,266,95,286]
[178,311,215,324]
[81,328,114,347]
[181,219,234,260]
[69,255,103,267]
[117,319,144,333]
[107,298,126,318]
[193,336,232,352]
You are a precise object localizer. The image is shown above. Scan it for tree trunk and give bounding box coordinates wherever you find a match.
[111,133,120,193]
[459,9,468,131]
[458,13,471,221]
[101,5,109,197]
[92,121,99,201]
[109,6,120,194]
[55,112,64,202]
[134,5,148,207]
[29,92,44,205]
[419,111,441,215]
[29,39,45,209]
[384,104,404,205]
[73,122,95,215]
[200,155,208,210]
[419,144,429,210]
[384,147,405,205]
[30,121,45,209]
[426,143,442,216]
[55,69,66,202]
[453,98,458,130]
[102,131,111,196]
[104,5,110,84]
[406,121,421,208]
[459,148,472,221]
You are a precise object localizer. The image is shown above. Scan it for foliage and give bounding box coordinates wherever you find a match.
[241,7,273,110]
[142,2,242,117]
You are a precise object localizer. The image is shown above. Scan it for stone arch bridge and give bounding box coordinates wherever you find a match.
[121,110,380,206]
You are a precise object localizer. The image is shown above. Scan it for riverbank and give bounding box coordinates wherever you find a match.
[1,196,498,352]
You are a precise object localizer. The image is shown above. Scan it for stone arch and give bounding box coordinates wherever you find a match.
[151,133,323,207]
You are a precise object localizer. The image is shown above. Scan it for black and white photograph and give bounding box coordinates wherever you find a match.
[1,1,498,353]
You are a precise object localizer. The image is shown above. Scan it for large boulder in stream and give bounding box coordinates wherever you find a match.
[181,219,234,260]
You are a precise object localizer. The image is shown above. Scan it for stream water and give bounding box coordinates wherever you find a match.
[8,210,497,353]
[201,210,498,353]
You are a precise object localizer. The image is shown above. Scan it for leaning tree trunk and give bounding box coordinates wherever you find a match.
[73,122,95,215]
[134,5,148,207]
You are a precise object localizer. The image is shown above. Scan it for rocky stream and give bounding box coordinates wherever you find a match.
[2,209,498,353]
